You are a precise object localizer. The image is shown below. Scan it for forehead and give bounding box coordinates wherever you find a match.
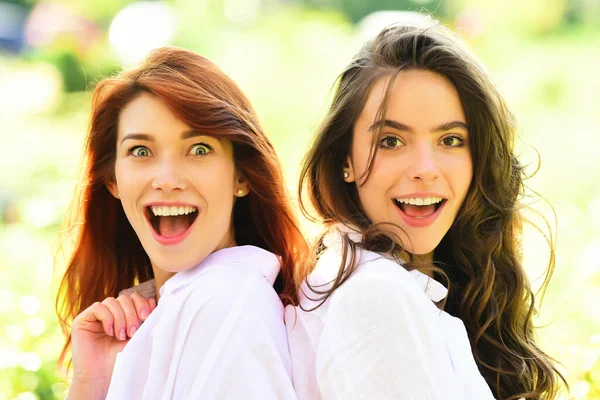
[118,93,191,137]
[360,69,466,129]
[116,92,234,153]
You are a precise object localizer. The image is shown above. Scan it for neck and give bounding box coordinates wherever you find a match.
[413,252,434,263]
[400,250,434,277]
[152,268,175,300]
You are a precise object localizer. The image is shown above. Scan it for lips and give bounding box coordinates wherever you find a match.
[393,198,447,228]
[144,204,199,245]
[394,200,444,217]
[150,212,197,237]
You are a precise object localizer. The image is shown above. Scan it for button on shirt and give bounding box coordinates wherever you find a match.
[285,225,495,400]
[105,245,297,400]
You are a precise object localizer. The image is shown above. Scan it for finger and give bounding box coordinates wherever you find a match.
[148,297,157,312]
[130,292,151,321]
[116,295,141,338]
[102,297,128,341]
[74,302,115,337]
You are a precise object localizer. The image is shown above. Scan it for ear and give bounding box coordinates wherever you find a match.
[234,172,250,197]
[105,180,120,199]
[343,156,356,183]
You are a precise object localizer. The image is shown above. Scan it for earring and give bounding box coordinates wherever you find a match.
[343,171,349,179]
[237,189,245,196]
[117,192,121,199]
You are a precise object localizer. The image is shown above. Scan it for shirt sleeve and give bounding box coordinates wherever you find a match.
[143,264,296,400]
[315,273,462,400]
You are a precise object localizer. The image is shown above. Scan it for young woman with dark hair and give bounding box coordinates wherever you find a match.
[286,22,566,400]
[55,46,307,399]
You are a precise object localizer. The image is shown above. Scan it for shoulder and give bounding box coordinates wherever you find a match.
[321,246,426,298]
[314,259,447,367]
[319,252,441,324]
[333,266,430,311]
[180,261,282,323]
[301,246,433,309]
[182,245,280,304]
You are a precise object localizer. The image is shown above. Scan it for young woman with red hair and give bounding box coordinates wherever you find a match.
[55,46,307,399]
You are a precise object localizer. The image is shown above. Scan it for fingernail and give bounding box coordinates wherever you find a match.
[141,310,149,320]
[109,326,114,336]
[120,329,126,341]
[130,326,137,337]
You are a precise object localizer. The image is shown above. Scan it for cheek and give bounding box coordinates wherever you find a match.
[356,158,397,215]
[349,134,373,175]
[451,156,473,200]
[196,164,236,201]
[361,156,399,191]
[114,162,139,196]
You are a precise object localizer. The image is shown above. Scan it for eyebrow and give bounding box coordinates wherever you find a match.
[120,130,211,145]
[367,119,468,133]
[120,133,154,144]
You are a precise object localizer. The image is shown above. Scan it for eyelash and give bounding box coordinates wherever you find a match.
[126,143,215,157]
[189,143,213,156]
[378,134,466,149]
[440,135,466,148]
[128,145,150,157]
[379,135,403,149]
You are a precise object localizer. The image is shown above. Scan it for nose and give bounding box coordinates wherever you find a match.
[408,143,440,182]
[151,158,187,192]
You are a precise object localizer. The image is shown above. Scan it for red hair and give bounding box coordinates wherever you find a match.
[55,46,308,367]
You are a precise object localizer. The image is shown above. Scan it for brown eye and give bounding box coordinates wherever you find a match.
[380,136,403,149]
[441,136,464,147]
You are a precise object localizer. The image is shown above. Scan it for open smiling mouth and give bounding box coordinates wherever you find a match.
[393,197,447,219]
[145,205,198,242]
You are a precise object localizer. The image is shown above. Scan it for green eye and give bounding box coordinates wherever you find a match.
[190,144,212,156]
[131,146,150,157]
[380,135,403,149]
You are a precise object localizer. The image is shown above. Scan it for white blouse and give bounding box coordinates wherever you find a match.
[285,224,495,400]
[105,245,297,400]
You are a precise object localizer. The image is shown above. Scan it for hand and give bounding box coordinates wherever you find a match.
[68,292,157,399]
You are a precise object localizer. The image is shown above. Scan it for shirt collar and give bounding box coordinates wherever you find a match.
[159,245,281,297]
[323,223,448,302]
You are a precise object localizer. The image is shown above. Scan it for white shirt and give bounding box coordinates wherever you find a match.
[105,245,297,400]
[285,224,495,400]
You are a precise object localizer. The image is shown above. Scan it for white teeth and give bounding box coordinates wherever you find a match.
[395,197,443,206]
[150,206,197,216]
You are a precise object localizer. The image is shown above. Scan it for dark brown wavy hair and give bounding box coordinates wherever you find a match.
[55,46,308,367]
[299,23,567,399]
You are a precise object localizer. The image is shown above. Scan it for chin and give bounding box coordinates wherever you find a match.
[402,241,439,260]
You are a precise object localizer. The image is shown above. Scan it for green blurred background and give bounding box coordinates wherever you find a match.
[0,0,598,398]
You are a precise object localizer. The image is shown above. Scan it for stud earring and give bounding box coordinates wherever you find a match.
[237,189,245,196]
[343,171,349,179]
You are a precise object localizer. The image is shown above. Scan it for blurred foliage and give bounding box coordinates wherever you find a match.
[1,0,34,8]
[26,45,122,92]
[299,0,450,23]
[1,0,600,399]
